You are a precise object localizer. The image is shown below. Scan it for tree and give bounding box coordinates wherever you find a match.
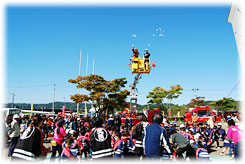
[146,86,167,114]
[209,97,237,112]
[68,74,130,118]
[168,105,186,117]
[165,85,183,109]
[188,96,205,108]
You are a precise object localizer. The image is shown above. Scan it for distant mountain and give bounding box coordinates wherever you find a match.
[4,102,91,112]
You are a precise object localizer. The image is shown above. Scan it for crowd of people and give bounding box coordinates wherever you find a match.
[4,111,242,161]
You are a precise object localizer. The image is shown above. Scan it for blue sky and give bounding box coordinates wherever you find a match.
[6,5,240,106]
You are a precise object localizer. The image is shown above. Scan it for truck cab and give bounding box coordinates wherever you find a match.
[184,106,222,125]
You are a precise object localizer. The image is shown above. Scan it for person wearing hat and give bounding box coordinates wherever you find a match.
[143,49,150,70]
[179,124,191,141]
[51,120,67,161]
[8,114,21,157]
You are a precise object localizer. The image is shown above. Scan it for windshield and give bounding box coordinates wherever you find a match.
[197,110,213,118]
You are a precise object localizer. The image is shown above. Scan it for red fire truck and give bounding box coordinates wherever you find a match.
[184,106,222,125]
[116,107,160,125]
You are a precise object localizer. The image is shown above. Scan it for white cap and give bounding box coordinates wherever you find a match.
[218,123,222,126]
[185,129,189,132]
[69,130,75,134]
[145,49,148,51]
[13,114,20,119]
[180,123,185,128]
[194,134,200,140]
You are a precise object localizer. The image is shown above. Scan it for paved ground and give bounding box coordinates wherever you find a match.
[2,121,234,161]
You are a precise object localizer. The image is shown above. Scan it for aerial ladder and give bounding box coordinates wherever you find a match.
[128,47,155,113]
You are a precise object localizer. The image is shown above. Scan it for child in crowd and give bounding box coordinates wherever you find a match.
[78,129,90,159]
[61,138,76,161]
[114,132,135,159]
[217,123,226,141]
[70,131,84,157]
[113,132,122,150]
[212,126,220,149]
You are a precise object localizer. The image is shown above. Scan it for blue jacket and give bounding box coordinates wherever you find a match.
[196,148,209,160]
[143,123,171,157]
[114,139,135,159]
[217,128,226,137]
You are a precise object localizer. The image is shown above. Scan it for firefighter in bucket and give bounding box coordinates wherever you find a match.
[129,45,155,74]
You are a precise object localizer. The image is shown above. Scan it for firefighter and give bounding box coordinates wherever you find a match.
[132,45,140,58]
[89,117,113,159]
[131,115,150,158]
[143,49,150,70]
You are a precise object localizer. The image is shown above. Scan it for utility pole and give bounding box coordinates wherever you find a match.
[77,49,82,114]
[192,88,199,98]
[52,84,56,113]
[93,58,95,74]
[10,93,15,108]
[85,54,88,117]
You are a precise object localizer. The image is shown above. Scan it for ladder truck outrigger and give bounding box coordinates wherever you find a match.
[128,46,155,115]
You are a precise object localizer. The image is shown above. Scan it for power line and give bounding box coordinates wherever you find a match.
[226,79,241,97]
[7,84,53,88]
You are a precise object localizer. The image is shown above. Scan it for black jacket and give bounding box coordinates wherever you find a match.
[131,121,150,155]
[12,126,42,161]
[89,127,113,159]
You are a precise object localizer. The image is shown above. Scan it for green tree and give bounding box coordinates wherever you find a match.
[165,85,183,109]
[146,86,167,114]
[209,97,237,112]
[68,74,130,118]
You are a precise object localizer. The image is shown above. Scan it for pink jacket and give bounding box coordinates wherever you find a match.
[53,127,67,145]
[226,125,241,145]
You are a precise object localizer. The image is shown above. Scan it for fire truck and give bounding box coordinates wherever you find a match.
[184,106,222,125]
[116,107,159,125]
[116,107,142,125]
